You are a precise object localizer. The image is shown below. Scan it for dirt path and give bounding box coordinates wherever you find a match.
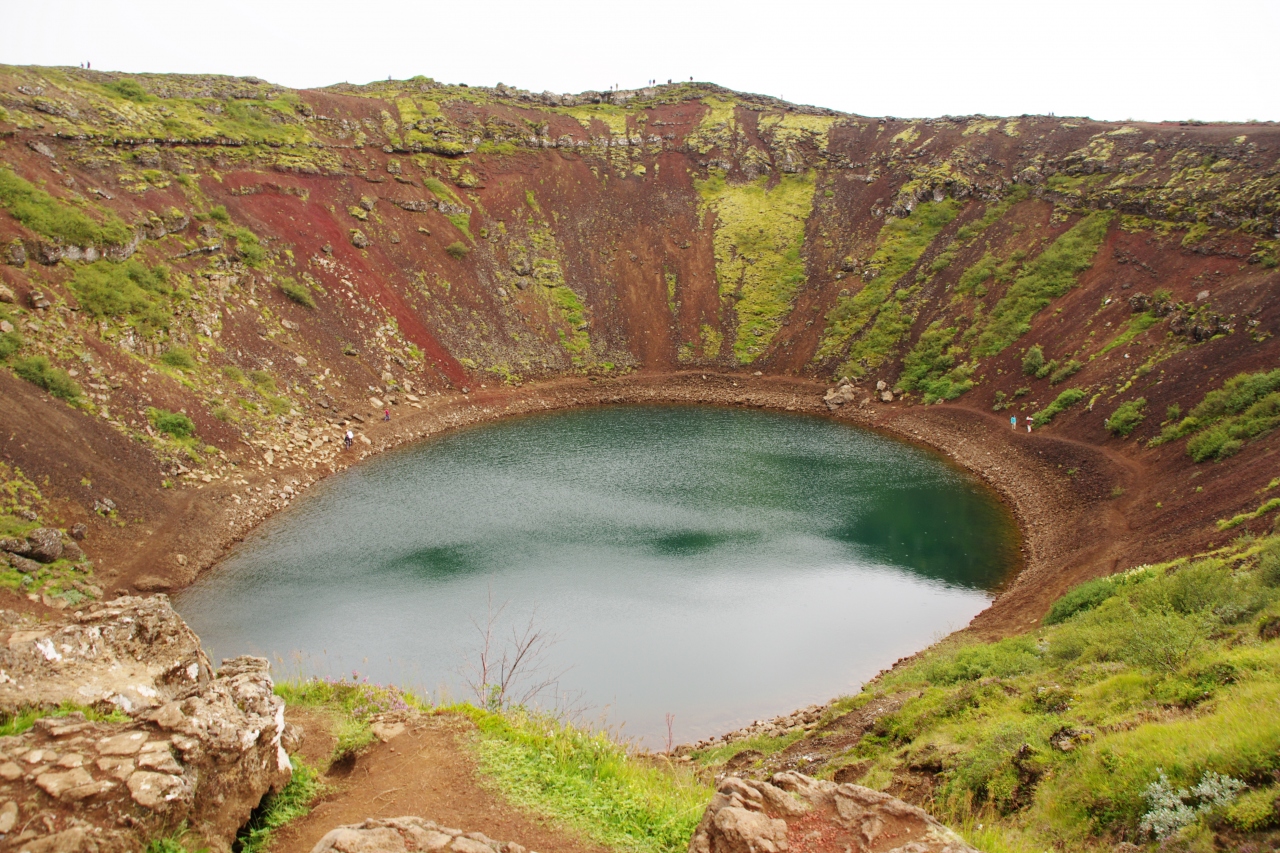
[272,708,611,853]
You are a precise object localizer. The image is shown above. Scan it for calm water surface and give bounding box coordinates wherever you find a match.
[176,405,1018,745]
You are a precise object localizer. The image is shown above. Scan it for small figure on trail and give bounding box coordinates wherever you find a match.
[383,408,391,422]
[344,429,354,449]
[1010,415,1017,429]
[1026,422,1032,434]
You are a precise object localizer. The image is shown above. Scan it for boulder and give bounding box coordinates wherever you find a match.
[7,553,41,574]
[70,523,88,541]
[310,816,533,853]
[0,538,29,556]
[350,229,369,249]
[0,597,292,852]
[25,528,63,563]
[689,773,978,853]
[823,385,858,410]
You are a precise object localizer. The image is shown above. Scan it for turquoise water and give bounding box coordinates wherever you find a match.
[175,405,1018,745]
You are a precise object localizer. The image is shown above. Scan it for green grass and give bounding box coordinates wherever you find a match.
[69,259,178,337]
[1154,369,1280,460]
[695,171,815,364]
[0,330,21,361]
[275,675,427,763]
[160,347,197,371]
[276,677,705,853]
[973,212,1113,356]
[0,168,132,247]
[1032,387,1086,426]
[784,538,1280,850]
[236,758,321,853]
[464,706,712,853]
[12,356,80,401]
[818,201,960,377]
[1099,312,1159,356]
[1107,397,1147,437]
[0,702,129,737]
[229,227,266,268]
[279,278,316,308]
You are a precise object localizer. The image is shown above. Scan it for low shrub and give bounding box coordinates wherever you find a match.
[1022,345,1044,376]
[0,331,22,361]
[1044,575,1125,624]
[445,240,470,259]
[160,347,197,371]
[229,227,266,267]
[1049,359,1082,384]
[1032,388,1086,426]
[1107,397,1147,436]
[12,356,80,401]
[147,408,195,439]
[279,279,315,308]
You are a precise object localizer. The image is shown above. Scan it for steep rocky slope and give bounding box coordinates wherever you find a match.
[0,64,1277,616]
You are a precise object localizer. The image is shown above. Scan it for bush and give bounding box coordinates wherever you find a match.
[208,205,230,224]
[104,79,150,102]
[1032,388,1086,427]
[229,227,265,267]
[0,169,132,247]
[221,365,245,382]
[1225,785,1280,831]
[160,347,197,371]
[69,259,175,336]
[0,331,21,361]
[12,356,80,401]
[1259,542,1280,587]
[249,370,275,391]
[279,279,315,308]
[445,240,470,259]
[1045,575,1125,624]
[1049,359,1082,384]
[1022,345,1045,376]
[1107,398,1147,437]
[148,408,195,439]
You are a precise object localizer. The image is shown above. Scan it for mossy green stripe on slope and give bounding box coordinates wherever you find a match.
[816,200,959,376]
[696,171,815,365]
[972,211,1113,357]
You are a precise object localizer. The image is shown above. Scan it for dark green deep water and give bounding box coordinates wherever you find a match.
[176,405,1018,744]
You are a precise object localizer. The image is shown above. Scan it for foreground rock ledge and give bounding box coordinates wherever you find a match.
[0,596,293,852]
[691,773,977,853]
[311,817,537,853]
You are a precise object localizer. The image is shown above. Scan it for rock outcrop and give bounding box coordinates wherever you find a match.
[689,773,977,853]
[0,596,293,852]
[310,817,537,853]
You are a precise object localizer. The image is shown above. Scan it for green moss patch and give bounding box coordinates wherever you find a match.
[973,212,1113,357]
[0,168,132,247]
[696,171,815,364]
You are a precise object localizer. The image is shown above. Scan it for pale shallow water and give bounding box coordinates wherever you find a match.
[175,405,1018,746]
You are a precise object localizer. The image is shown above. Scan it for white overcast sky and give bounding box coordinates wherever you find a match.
[7,0,1279,122]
